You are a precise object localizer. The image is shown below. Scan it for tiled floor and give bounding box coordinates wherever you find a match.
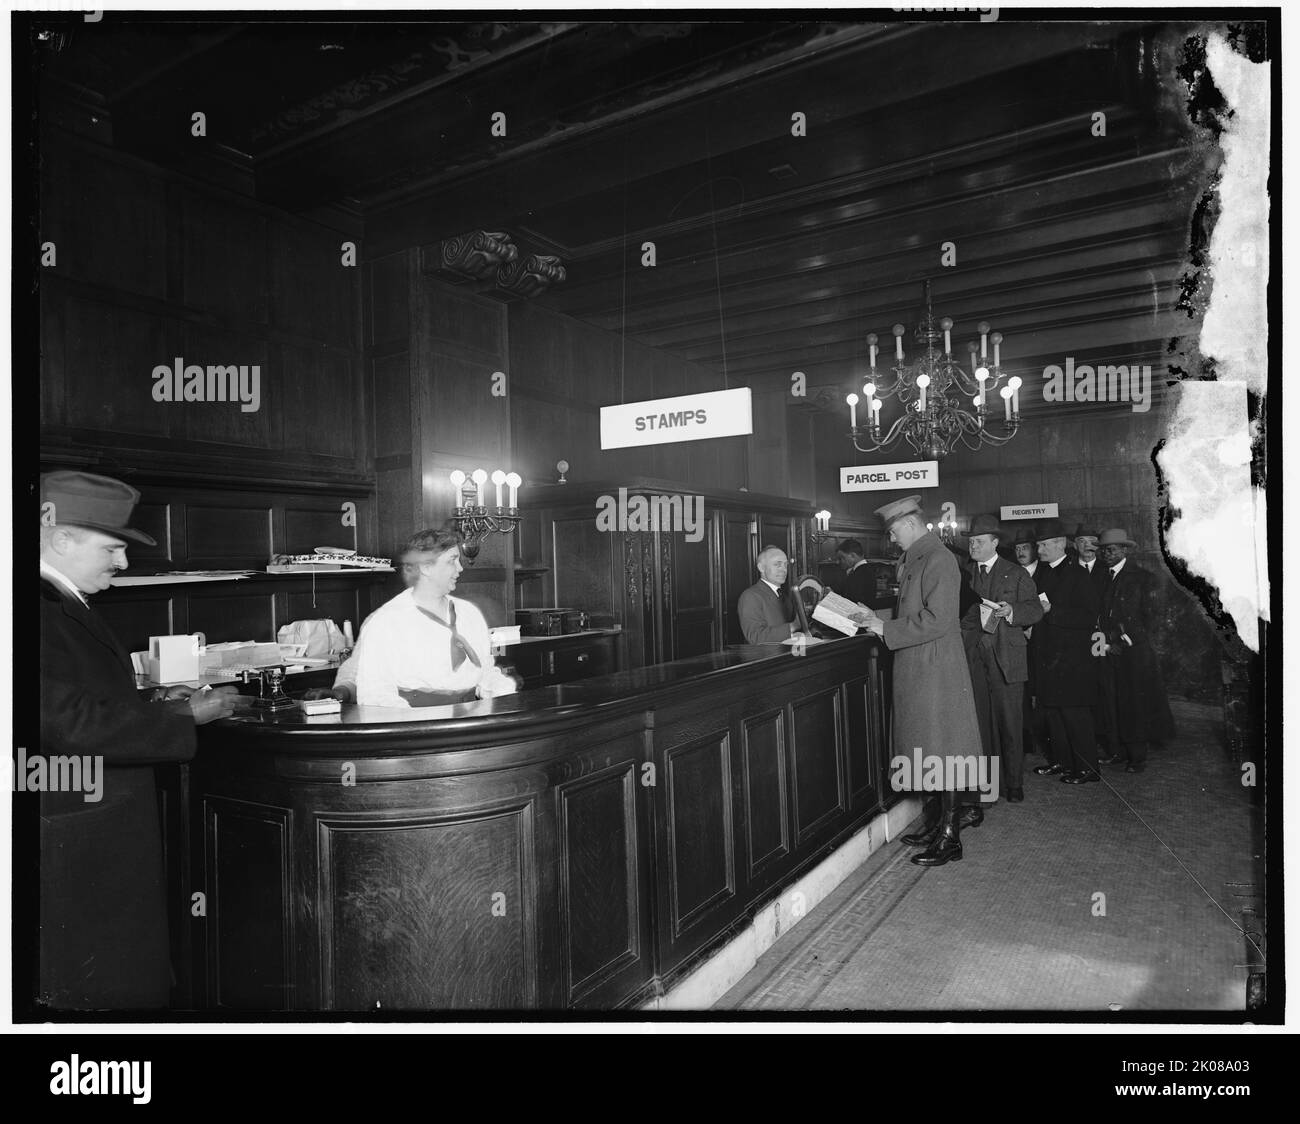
[717,699,1263,1012]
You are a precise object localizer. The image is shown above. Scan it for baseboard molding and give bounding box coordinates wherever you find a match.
[642,796,922,1011]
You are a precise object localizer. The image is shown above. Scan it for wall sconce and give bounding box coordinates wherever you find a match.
[449,467,522,561]
[811,509,833,544]
[927,518,958,545]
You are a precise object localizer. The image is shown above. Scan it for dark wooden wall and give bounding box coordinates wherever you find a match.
[39,126,370,495]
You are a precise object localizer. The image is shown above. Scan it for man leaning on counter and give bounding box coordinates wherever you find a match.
[353,528,518,706]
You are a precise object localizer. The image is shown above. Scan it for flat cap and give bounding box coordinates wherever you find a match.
[873,494,923,528]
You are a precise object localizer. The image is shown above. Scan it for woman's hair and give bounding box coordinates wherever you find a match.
[401,527,464,556]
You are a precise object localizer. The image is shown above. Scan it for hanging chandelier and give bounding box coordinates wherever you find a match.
[847,280,1022,460]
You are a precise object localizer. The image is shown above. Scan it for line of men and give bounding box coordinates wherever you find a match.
[737,496,1175,869]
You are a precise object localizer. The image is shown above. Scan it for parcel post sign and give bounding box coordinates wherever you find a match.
[840,461,939,493]
[600,387,753,449]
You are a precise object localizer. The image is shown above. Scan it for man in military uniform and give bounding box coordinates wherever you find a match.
[853,496,983,866]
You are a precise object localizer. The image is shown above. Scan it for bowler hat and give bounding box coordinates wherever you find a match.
[1013,525,1037,545]
[969,513,1001,538]
[1098,527,1137,548]
[874,494,923,528]
[1035,518,1070,541]
[1074,524,1100,539]
[40,470,157,546]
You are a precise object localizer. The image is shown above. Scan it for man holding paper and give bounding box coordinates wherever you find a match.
[851,496,983,867]
[960,515,1043,804]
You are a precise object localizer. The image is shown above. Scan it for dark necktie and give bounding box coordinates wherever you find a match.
[415,600,481,670]
[1109,568,1119,582]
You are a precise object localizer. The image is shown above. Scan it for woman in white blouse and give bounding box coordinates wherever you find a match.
[354,529,516,707]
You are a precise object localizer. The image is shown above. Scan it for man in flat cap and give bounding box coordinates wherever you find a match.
[853,496,983,866]
[37,471,236,1009]
[1095,528,1177,773]
[960,515,1043,804]
[1029,518,1103,784]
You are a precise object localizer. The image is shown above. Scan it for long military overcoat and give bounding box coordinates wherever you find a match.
[881,531,983,791]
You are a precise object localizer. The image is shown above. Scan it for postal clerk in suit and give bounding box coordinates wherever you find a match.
[737,545,810,643]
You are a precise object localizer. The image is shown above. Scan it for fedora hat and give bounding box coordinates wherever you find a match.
[1073,524,1100,539]
[1098,528,1137,548]
[969,513,1002,538]
[40,470,156,546]
[1035,518,1070,541]
[873,494,923,528]
[1013,524,1037,545]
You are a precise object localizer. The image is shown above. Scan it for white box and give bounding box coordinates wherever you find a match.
[147,634,201,683]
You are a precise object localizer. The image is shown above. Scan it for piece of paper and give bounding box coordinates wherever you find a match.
[813,591,867,637]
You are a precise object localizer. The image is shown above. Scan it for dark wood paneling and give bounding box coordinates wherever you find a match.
[180,188,269,326]
[368,252,410,347]
[284,506,358,554]
[843,674,877,808]
[282,588,363,632]
[206,798,291,1010]
[790,688,846,845]
[95,595,176,654]
[278,344,358,460]
[552,516,617,618]
[319,808,535,1009]
[371,354,411,459]
[128,502,175,564]
[664,731,734,936]
[185,504,273,566]
[59,296,172,437]
[186,591,279,646]
[741,709,789,877]
[557,762,641,1004]
[178,325,274,449]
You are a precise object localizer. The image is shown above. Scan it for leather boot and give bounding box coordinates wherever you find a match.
[911,792,963,866]
[901,796,943,846]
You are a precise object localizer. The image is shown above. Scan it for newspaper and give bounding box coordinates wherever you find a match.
[812,591,870,637]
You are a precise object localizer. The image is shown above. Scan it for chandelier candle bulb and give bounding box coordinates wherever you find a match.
[978,321,990,359]
[940,317,953,356]
[872,398,882,425]
[491,469,506,510]
[991,331,1003,369]
[846,392,859,429]
[1001,386,1013,422]
[472,468,488,508]
[894,324,905,361]
[506,471,521,509]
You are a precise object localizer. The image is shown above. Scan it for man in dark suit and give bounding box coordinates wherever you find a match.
[834,539,875,606]
[738,545,808,643]
[960,515,1043,804]
[1029,519,1102,784]
[1073,524,1109,593]
[1095,528,1177,773]
[37,471,236,1009]
[1013,526,1049,759]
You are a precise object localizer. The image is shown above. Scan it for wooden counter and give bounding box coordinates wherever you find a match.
[189,634,893,1011]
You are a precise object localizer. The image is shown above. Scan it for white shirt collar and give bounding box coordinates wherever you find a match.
[761,579,782,596]
[847,559,868,573]
[1109,557,1128,577]
[1048,555,1066,569]
[41,559,89,606]
[1080,557,1095,570]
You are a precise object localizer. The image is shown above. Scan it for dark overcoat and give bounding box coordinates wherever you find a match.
[881,532,983,788]
[960,555,1043,684]
[1098,561,1177,742]
[1031,558,1100,707]
[38,579,195,1009]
